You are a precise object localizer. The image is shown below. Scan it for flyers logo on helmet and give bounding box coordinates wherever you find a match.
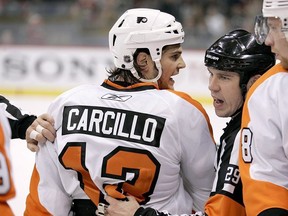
[137,17,147,23]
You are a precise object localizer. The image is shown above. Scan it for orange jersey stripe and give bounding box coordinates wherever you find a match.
[0,201,14,216]
[205,194,246,216]
[24,165,52,216]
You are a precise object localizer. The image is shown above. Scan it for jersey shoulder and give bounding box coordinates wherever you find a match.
[246,63,288,101]
[167,89,211,124]
[167,90,206,113]
[0,109,11,141]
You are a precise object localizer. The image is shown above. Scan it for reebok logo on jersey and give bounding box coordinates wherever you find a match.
[62,105,166,147]
[101,93,132,102]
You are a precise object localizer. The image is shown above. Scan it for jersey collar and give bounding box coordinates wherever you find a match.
[101,79,159,92]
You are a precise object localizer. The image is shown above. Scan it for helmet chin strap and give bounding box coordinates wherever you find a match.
[131,59,163,83]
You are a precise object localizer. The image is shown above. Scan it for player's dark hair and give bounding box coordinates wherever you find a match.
[107,48,150,84]
[107,45,175,85]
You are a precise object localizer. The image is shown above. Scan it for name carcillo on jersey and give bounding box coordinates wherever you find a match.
[62,105,166,147]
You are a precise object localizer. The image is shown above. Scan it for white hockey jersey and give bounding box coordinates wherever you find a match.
[25,80,216,216]
[0,109,14,216]
[239,63,288,215]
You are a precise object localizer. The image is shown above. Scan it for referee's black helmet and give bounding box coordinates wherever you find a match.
[205,29,275,91]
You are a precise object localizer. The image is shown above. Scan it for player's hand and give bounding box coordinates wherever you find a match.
[105,196,140,216]
[26,113,56,152]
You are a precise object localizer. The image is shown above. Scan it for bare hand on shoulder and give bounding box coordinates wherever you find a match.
[26,113,56,152]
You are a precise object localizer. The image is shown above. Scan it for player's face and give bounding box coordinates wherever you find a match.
[157,45,186,89]
[208,68,243,118]
[265,17,288,69]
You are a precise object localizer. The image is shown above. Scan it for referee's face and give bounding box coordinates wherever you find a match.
[208,67,243,118]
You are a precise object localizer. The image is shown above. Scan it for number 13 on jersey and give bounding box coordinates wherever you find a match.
[59,142,161,205]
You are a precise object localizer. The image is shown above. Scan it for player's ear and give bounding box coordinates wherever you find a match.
[136,52,151,73]
[247,74,261,90]
[136,52,148,67]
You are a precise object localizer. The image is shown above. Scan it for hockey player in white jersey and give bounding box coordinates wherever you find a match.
[239,0,288,215]
[24,8,216,216]
[101,29,275,216]
[0,109,15,216]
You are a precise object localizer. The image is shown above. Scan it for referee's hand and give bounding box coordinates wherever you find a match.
[105,196,140,216]
[26,113,56,152]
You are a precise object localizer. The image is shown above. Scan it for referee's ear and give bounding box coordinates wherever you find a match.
[247,74,261,90]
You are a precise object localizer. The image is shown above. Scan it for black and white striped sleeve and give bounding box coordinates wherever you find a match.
[0,95,37,139]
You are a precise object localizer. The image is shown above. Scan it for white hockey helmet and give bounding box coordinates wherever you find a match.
[255,0,288,44]
[109,8,184,82]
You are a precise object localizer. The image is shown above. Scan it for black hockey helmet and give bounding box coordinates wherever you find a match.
[204,29,275,94]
